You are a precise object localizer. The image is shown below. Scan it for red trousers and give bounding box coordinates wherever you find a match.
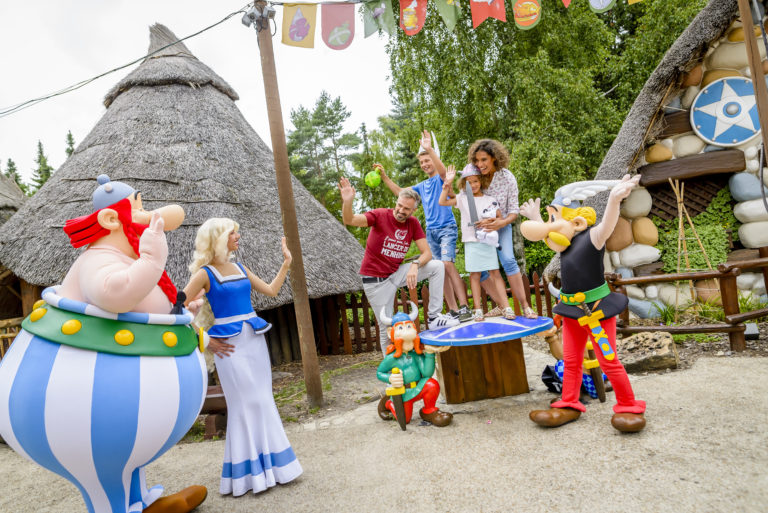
[386,378,440,423]
[551,316,645,414]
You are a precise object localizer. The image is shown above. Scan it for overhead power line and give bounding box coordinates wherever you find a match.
[0,3,253,120]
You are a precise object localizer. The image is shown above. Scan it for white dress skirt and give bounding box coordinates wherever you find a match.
[214,328,302,495]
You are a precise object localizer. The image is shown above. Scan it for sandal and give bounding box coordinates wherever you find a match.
[486,306,504,317]
[503,307,516,320]
[473,309,485,322]
[523,306,537,319]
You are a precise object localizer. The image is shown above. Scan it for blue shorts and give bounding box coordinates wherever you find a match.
[426,224,457,262]
[480,223,520,281]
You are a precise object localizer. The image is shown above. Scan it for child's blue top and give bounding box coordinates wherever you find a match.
[203,263,270,338]
[413,174,457,229]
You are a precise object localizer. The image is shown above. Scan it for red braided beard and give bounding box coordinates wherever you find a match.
[64,198,177,305]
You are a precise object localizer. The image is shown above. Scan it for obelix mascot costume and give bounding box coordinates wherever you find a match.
[0,175,208,512]
[520,174,646,433]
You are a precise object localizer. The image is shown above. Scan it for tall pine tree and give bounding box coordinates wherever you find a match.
[65,130,76,157]
[4,158,28,195]
[30,141,54,193]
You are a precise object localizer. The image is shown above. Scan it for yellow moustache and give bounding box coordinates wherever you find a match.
[546,231,571,248]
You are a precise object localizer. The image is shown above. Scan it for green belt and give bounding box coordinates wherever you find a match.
[22,303,199,357]
[559,282,611,306]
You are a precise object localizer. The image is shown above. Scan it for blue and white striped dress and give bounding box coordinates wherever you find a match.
[204,263,302,496]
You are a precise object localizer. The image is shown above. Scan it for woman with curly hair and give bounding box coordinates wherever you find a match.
[184,218,302,497]
[468,138,536,319]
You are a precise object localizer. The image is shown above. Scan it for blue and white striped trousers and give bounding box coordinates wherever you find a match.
[0,330,207,513]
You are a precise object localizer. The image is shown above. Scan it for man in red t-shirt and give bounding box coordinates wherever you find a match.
[339,177,458,354]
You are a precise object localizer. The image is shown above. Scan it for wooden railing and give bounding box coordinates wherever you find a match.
[606,247,768,351]
[0,317,22,359]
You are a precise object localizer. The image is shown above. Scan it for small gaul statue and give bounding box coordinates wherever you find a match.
[376,302,453,429]
[519,174,647,433]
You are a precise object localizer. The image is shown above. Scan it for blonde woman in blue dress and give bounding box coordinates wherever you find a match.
[184,218,302,496]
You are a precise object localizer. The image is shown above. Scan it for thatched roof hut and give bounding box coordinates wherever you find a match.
[0,24,364,312]
[0,174,25,226]
[544,0,740,280]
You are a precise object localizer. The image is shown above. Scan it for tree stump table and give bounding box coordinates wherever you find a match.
[419,316,554,404]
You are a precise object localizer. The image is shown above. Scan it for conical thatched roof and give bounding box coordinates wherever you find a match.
[0,174,25,226]
[544,0,739,281]
[0,24,364,310]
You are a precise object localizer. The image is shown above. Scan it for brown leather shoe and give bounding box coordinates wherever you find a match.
[529,407,581,427]
[419,408,453,427]
[377,395,393,421]
[611,413,646,433]
[143,485,207,513]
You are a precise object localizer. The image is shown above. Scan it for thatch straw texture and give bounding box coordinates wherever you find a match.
[544,0,739,281]
[0,24,364,310]
[0,174,25,226]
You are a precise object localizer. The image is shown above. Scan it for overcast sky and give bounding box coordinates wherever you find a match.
[0,1,393,183]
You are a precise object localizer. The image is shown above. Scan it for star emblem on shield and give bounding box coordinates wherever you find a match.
[690,77,761,147]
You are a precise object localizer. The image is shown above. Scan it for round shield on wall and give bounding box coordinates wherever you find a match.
[690,77,761,147]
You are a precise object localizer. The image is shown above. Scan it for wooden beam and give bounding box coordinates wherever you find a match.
[658,110,692,138]
[638,150,746,186]
[737,0,768,161]
[5,285,21,301]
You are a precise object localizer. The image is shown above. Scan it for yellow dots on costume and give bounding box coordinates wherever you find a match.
[574,292,586,303]
[114,329,135,346]
[30,308,47,322]
[61,319,82,335]
[162,331,178,348]
[33,299,46,310]
[199,327,205,352]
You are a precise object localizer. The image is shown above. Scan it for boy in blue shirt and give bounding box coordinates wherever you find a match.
[377,131,471,322]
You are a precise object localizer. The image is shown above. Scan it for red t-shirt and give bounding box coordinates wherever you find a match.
[359,209,426,278]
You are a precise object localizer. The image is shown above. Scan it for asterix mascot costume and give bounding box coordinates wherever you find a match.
[0,175,209,512]
[520,175,646,433]
[376,302,453,427]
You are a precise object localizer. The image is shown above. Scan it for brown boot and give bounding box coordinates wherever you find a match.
[529,407,581,427]
[419,408,453,427]
[143,486,207,513]
[377,395,393,421]
[611,413,646,433]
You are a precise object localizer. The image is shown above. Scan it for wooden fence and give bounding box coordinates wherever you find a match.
[0,317,22,359]
[606,247,768,352]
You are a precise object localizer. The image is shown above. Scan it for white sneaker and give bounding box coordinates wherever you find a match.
[428,313,460,330]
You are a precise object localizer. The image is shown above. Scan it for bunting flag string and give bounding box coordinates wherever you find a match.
[322,4,355,49]
[400,0,428,36]
[470,0,506,30]
[267,0,643,49]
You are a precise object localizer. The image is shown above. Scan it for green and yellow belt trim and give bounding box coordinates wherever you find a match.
[559,282,611,306]
[22,302,200,357]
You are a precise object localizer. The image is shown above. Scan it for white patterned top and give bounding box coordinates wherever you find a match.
[484,168,519,217]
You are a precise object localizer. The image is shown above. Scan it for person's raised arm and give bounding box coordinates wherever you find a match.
[246,237,292,297]
[338,177,370,227]
[421,130,447,179]
[375,163,402,197]
[438,165,458,206]
[183,269,210,314]
[591,174,641,250]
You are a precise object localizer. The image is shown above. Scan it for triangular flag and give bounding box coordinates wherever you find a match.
[322,4,354,50]
[588,0,617,13]
[400,0,428,36]
[363,0,397,37]
[435,0,461,31]
[513,0,541,30]
[469,0,506,30]
[282,4,317,48]
[561,0,571,7]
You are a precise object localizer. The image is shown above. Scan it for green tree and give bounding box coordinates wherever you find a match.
[65,130,76,158]
[3,158,28,195]
[287,91,362,222]
[30,141,54,193]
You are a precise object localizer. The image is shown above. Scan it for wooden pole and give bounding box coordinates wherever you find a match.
[738,0,768,154]
[253,3,322,407]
